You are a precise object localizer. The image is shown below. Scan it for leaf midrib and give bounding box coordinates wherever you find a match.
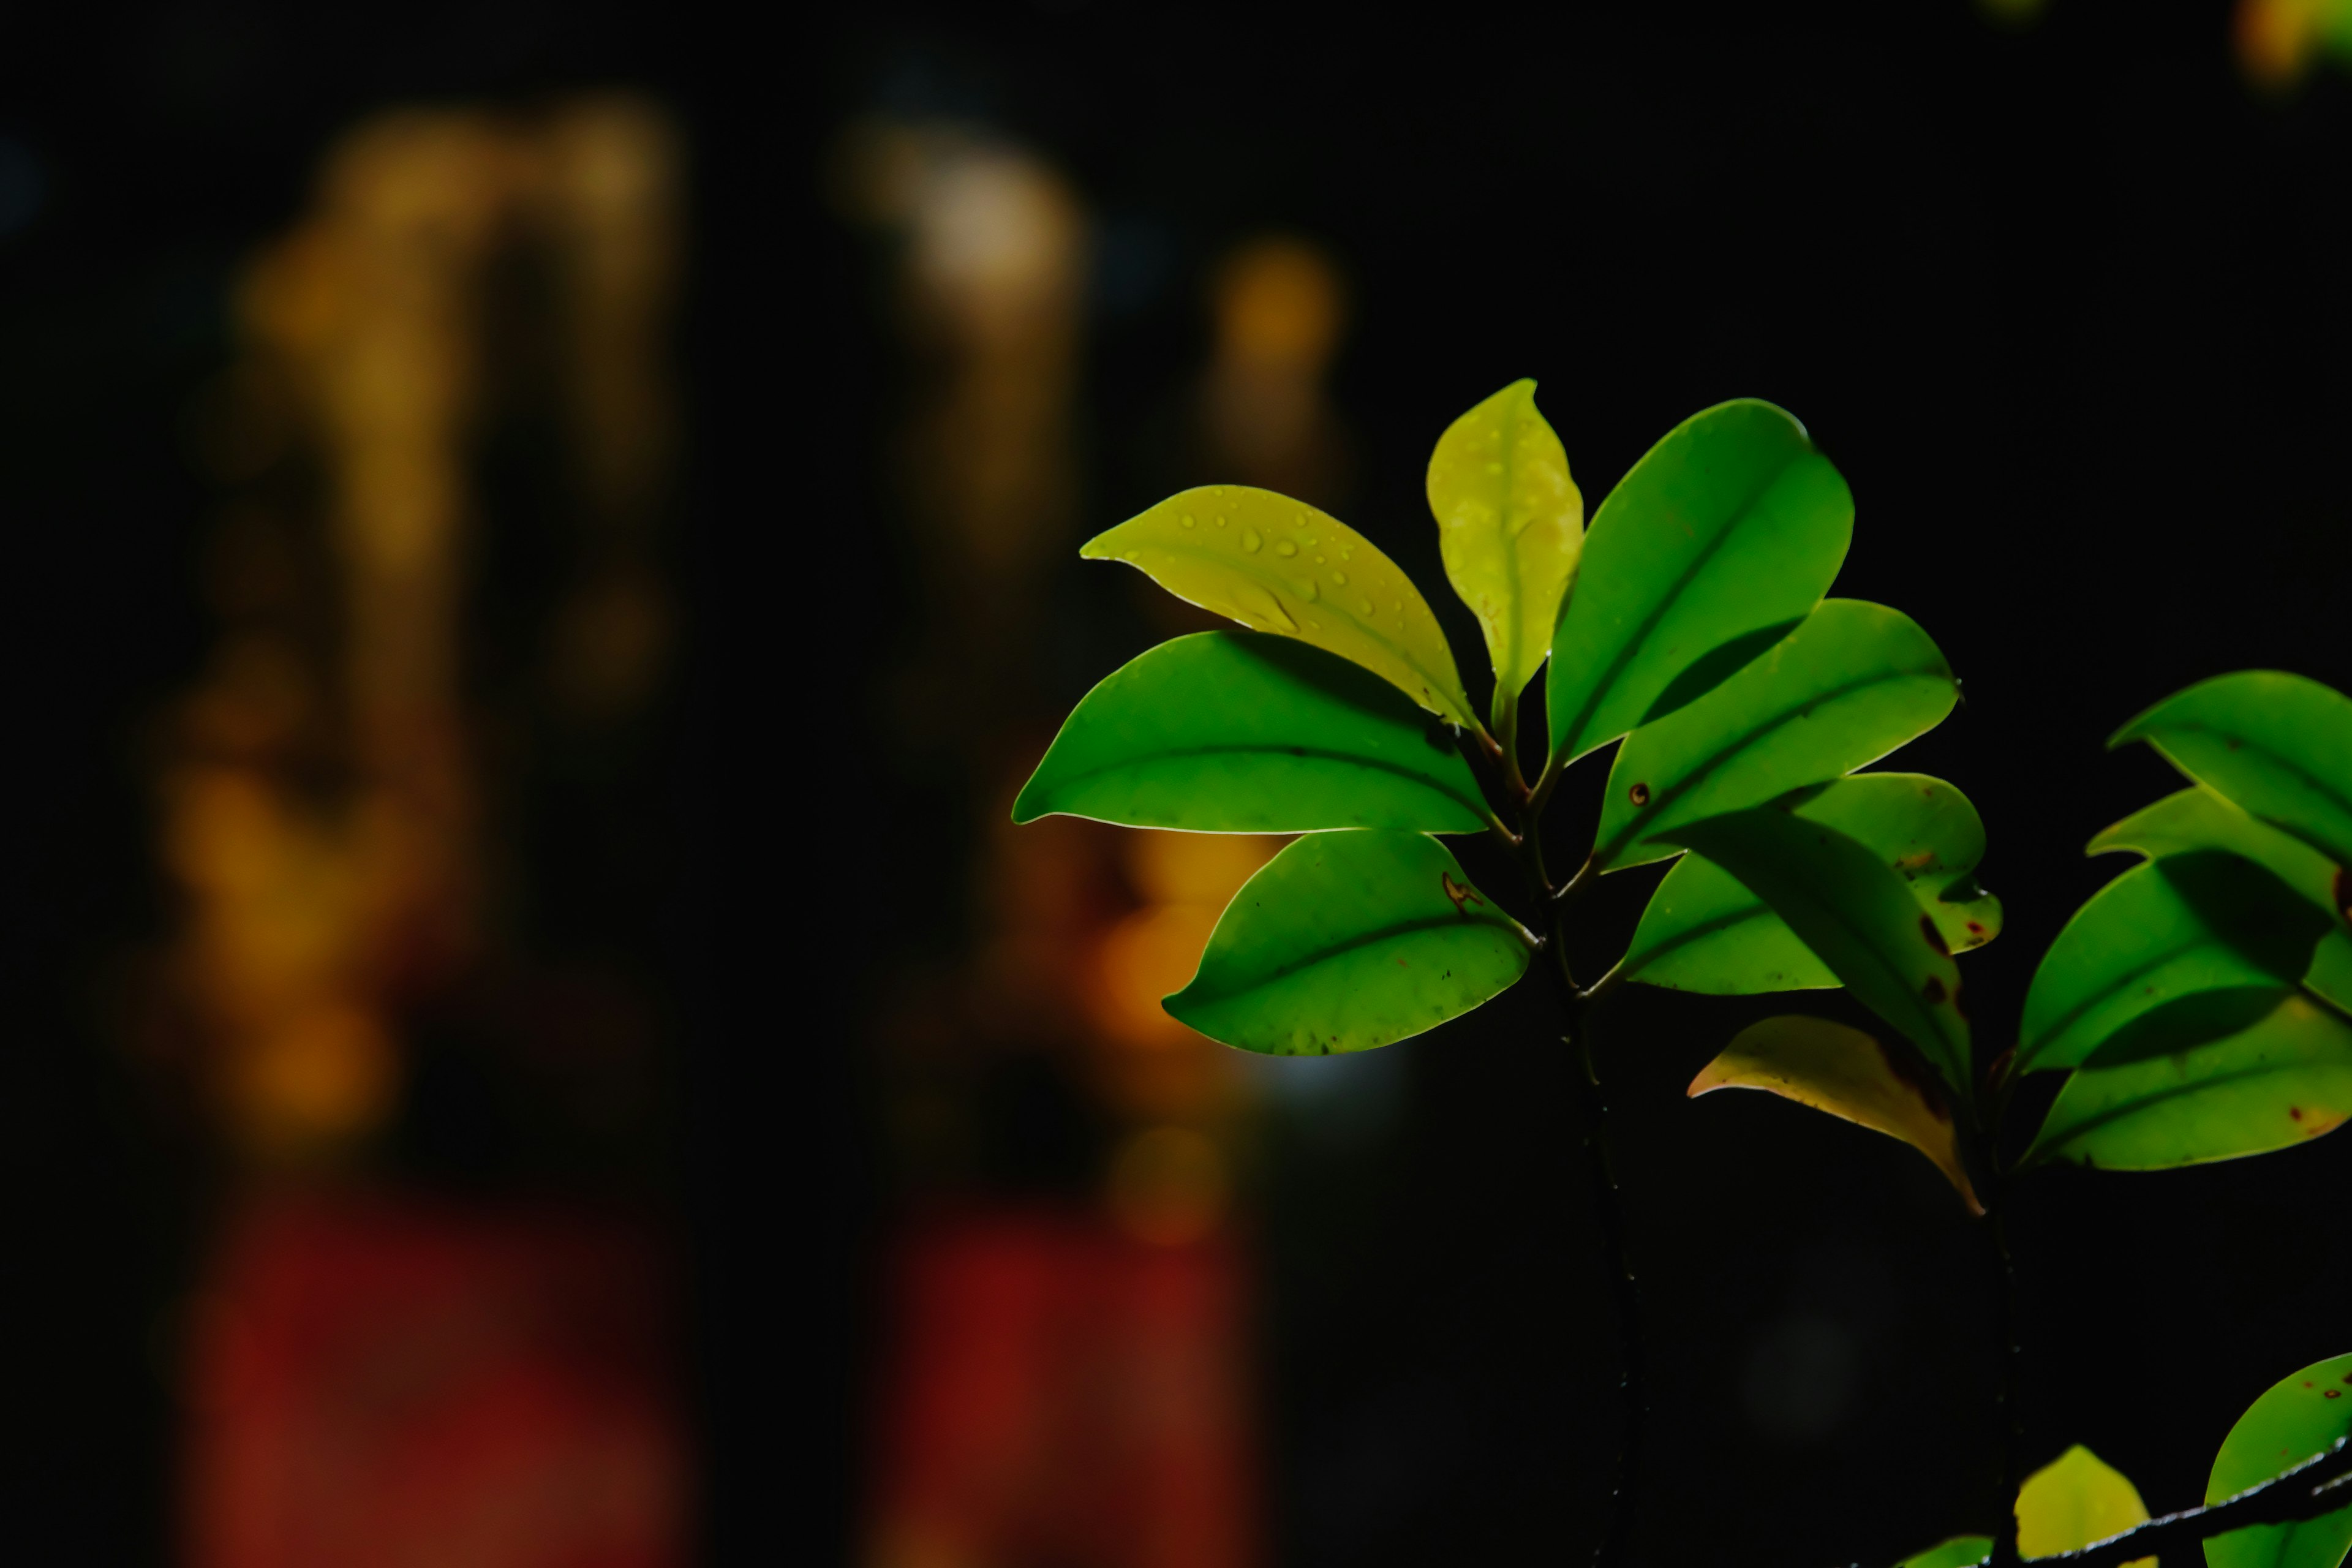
[1599,663,1948,865]
[2019,925,2240,1072]
[1125,533,1469,720]
[2034,1023,2348,1159]
[1553,454,1794,761]
[1038,742,1488,824]
[1188,912,1516,1003]
[2150,720,2352,863]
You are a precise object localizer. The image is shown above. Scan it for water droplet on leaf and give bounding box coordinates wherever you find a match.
[1242,527,1262,552]
[1180,513,1197,528]
[1275,538,1298,557]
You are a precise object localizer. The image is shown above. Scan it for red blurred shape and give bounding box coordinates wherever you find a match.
[183,1198,687,1568]
[868,1212,1258,1568]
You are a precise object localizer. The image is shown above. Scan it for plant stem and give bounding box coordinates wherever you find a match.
[1509,802,1644,1567]
[1983,1174,2024,1568]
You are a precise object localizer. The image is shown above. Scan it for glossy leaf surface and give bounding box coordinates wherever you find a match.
[2116,671,2352,872]
[1084,486,1478,728]
[2024,991,2352,1169]
[1664,809,1971,1101]
[2016,1446,2152,1562]
[1690,1014,1980,1213]
[1626,773,2000,994]
[1164,831,1529,1054]
[2204,1351,2352,1568]
[1425,379,1580,718]
[1012,632,1488,834]
[1894,1538,1991,1568]
[1596,599,1956,871]
[2092,786,2343,918]
[1546,399,1852,765]
[2018,853,2334,1075]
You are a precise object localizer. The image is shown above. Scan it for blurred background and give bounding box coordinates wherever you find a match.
[4,2,2352,1564]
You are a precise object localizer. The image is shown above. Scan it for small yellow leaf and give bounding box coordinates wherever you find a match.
[2015,1445,2154,1564]
[1425,380,1582,720]
[1082,485,1479,729]
[1689,1015,1983,1215]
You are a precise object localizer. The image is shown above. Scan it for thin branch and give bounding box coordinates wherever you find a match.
[1988,1438,2352,1568]
[1576,957,1626,1006]
[1553,850,1599,907]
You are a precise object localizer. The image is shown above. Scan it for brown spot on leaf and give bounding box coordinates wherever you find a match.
[1923,976,1948,1003]
[1441,872,1483,913]
[1629,781,1651,806]
[2291,1106,2304,1121]
[1872,1035,1953,1125]
[2329,1390,2342,1400]
[1920,914,1951,956]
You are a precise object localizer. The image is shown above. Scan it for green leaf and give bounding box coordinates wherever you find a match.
[1689,1014,1981,1213]
[2090,785,2343,919]
[1164,831,1531,1054]
[1625,773,2000,995]
[1596,599,1958,872]
[2204,1351,2352,1568]
[2114,670,2352,873]
[1546,399,1852,766]
[2015,1446,2152,1560]
[2017,853,2334,1075]
[2022,990,2352,1169]
[1012,632,1490,834]
[1084,486,1480,728]
[1893,1537,1991,1568]
[1425,379,1581,724]
[1662,809,1972,1102]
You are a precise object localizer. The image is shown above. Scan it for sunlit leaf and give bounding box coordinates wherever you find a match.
[2017,853,2334,1075]
[1012,631,1490,834]
[1546,399,1852,766]
[1689,1014,1981,1213]
[1084,486,1479,728]
[2204,1351,2352,1568]
[1595,600,1956,872]
[1893,1535,1991,1568]
[2114,670,2352,873]
[2090,785,2343,919]
[1626,773,2000,995]
[2015,1445,2153,1562]
[1425,379,1581,723]
[1663,809,1972,1102]
[1164,831,1530,1054]
[2022,991,2352,1170]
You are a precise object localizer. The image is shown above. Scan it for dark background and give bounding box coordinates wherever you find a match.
[5,2,2350,1564]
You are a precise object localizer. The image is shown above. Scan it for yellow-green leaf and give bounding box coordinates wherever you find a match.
[2014,1445,2153,1563]
[1689,1014,1982,1214]
[1425,379,1581,726]
[1083,486,1479,729]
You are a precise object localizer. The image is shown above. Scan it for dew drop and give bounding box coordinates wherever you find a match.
[1123,550,1139,560]
[1300,579,1320,601]
[1275,538,1298,557]
[1242,527,1263,553]
[1180,513,1197,528]
[1357,598,1375,615]
[1314,555,1325,564]
[1215,514,1228,527]
[1294,512,1309,527]
[1332,570,1348,585]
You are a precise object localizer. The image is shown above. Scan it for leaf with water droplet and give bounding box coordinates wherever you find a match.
[1084,486,1478,728]
[2205,1352,2352,1568]
[1425,379,1581,728]
[1165,831,1530,1053]
[1690,1014,1980,1213]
